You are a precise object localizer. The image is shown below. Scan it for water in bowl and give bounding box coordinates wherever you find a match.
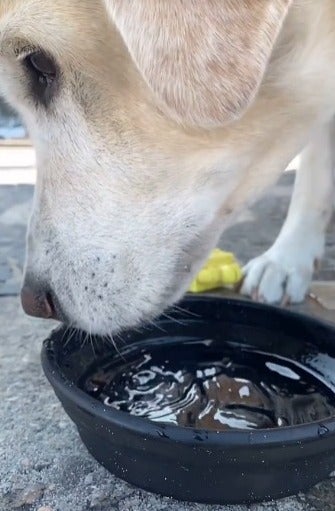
[81,338,335,431]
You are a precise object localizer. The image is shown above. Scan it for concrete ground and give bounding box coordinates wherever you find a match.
[1,144,335,511]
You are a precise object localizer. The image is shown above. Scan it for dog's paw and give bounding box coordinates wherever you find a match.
[240,244,319,305]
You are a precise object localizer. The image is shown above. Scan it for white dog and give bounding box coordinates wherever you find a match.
[0,0,334,334]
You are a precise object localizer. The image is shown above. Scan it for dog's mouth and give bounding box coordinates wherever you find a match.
[29,220,221,336]
[53,268,195,336]
[47,290,70,324]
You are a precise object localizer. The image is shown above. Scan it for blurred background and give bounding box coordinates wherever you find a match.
[0,98,26,140]
[0,98,34,296]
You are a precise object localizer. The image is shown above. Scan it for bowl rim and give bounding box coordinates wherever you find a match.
[41,295,335,449]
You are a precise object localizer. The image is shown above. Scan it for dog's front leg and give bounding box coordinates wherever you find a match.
[241,120,335,304]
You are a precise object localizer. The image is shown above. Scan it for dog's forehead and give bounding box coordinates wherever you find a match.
[0,0,108,61]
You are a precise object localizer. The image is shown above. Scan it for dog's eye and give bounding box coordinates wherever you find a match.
[24,51,58,105]
[27,52,57,78]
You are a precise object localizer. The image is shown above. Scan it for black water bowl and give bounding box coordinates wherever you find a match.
[41,296,335,505]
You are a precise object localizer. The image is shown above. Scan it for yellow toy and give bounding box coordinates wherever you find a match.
[189,249,242,293]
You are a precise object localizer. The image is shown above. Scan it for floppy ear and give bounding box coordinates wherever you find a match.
[105,0,292,128]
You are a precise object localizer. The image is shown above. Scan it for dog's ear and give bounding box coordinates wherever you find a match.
[105,0,292,128]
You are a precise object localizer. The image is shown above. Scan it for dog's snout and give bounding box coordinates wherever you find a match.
[21,282,59,321]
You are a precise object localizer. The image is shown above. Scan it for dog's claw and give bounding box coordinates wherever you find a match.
[251,289,259,302]
[280,293,290,307]
[241,245,316,305]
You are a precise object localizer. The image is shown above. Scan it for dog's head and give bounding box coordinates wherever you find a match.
[0,0,291,334]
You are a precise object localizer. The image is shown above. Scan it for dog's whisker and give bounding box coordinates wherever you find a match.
[160,312,187,326]
[105,332,127,361]
[87,324,97,358]
[80,330,88,349]
[60,324,71,345]
[64,326,77,348]
[170,304,200,318]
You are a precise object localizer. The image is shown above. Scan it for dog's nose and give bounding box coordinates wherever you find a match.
[21,284,59,320]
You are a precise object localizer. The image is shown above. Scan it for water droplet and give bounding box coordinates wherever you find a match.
[157,430,169,439]
[277,417,289,427]
[318,424,329,437]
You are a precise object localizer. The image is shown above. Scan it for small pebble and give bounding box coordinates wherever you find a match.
[20,458,32,470]
[84,473,94,485]
[37,507,54,511]
[12,483,45,508]
[89,488,109,507]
